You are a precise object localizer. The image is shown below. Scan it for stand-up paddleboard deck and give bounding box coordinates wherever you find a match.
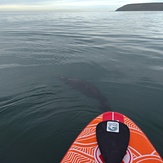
[61,112,163,163]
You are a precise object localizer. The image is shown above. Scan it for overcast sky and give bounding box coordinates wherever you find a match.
[0,0,163,11]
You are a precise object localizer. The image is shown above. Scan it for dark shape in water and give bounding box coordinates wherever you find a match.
[59,76,110,111]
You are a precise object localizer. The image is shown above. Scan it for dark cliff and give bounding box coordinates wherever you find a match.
[116,3,163,11]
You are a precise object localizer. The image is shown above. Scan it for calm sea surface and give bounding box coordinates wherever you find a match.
[0,11,163,162]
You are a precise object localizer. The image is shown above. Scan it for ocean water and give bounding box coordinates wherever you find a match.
[0,11,163,162]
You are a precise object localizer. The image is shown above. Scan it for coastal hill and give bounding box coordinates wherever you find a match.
[116,3,163,11]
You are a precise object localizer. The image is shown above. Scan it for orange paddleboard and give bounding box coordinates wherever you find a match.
[61,112,163,163]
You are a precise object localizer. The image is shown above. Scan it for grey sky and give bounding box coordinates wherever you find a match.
[0,0,163,11]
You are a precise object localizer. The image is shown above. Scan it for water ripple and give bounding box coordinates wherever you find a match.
[0,11,163,162]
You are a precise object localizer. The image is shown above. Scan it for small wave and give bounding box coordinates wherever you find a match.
[150,66,163,71]
[0,64,20,69]
[0,64,41,70]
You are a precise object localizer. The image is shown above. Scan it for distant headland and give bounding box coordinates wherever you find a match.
[116,3,163,11]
